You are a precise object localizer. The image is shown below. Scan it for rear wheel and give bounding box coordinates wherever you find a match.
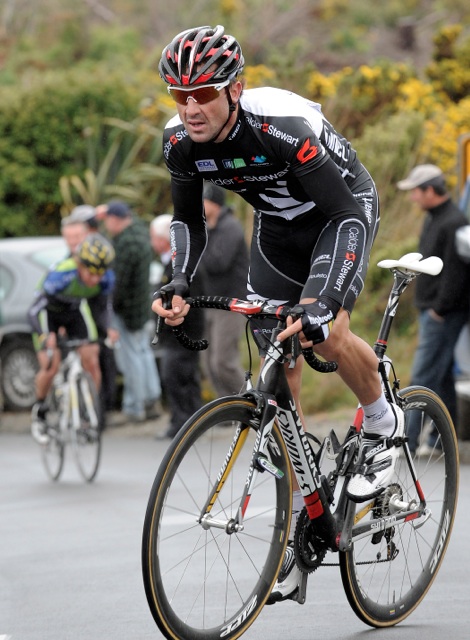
[72,372,101,482]
[41,387,65,481]
[340,386,459,626]
[142,397,292,640]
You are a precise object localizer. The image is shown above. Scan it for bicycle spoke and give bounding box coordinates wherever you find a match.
[142,399,291,640]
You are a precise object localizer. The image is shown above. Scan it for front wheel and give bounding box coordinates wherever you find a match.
[340,386,459,627]
[41,387,65,481]
[72,372,102,482]
[142,397,292,640]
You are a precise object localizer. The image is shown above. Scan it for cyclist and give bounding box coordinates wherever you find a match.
[28,234,117,444]
[152,25,405,603]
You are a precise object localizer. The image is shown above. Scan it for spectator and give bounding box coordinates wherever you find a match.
[100,200,161,423]
[61,219,89,255]
[61,206,118,415]
[150,214,206,438]
[62,204,100,231]
[200,183,249,397]
[397,164,470,453]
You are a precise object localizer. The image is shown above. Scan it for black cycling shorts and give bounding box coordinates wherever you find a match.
[33,301,98,351]
[247,168,379,351]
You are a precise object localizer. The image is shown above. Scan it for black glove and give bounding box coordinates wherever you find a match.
[291,297,341,345]
[154,273,190,305]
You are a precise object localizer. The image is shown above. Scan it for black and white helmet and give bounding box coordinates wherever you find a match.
[159,25,244,86]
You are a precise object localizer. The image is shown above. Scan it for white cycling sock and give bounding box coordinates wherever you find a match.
[362,394,395,437]
[289,490,304,540]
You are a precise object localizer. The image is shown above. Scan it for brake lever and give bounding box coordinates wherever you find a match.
[287,309,303,369]
[152,290,170,346]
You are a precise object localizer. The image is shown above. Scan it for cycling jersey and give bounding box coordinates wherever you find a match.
[28,256,115,343]
[163,86,380,310]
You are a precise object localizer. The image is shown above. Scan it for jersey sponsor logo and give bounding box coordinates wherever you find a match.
[251,155,267,163]
[211,167,289,187]
[334,227,360,293]
[222,158,246,169]
[163,129,189,159]
[246,115,299,145]
[322,122,350,162]
[296,138,319,164]
[195,159,218,172]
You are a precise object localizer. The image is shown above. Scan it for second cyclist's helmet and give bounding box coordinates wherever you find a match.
[76,234,115,275]
[159,25,244,86]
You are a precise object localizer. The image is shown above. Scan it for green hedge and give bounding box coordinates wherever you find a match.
[0,68,140,237]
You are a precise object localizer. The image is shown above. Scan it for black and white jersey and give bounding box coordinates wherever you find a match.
[162,87,378,308]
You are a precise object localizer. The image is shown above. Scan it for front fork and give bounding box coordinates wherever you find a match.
[197,391,279,533]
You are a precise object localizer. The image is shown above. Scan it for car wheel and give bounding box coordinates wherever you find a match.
[0,337,38,410]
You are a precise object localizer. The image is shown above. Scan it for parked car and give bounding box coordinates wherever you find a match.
[0,237,68,410]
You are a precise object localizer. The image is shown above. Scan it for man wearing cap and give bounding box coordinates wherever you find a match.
[200,183,249,397]
[397,164,470,453]
[100,200,162,423]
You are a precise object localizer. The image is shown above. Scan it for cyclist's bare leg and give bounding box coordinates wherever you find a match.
[35,348,60,401]
[35,331,59,399]
[79,343,102,391]
[312,309,382,406]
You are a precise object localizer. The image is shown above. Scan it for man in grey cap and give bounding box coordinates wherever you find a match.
[62,205,99,230]
[397,164,470,453]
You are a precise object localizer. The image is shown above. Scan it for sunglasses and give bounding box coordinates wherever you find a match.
[167,79,230,105]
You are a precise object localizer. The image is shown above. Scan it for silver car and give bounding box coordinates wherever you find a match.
[0,237,68,410]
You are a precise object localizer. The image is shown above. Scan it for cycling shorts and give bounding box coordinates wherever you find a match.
[247,168,379,351]
[32,300,98,351]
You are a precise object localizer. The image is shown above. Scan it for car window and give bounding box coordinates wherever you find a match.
[31,246,68,268]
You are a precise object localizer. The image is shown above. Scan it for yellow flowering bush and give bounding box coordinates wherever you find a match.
[242,64,276,89]
[420,98,470,188]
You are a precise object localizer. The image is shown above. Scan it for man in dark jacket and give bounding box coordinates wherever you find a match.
[150,214,206,438]
[397,164,470,452]
[100,200,161,422]
[200,183,249,397]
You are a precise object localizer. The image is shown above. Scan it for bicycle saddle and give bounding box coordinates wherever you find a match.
[377,253,443,276]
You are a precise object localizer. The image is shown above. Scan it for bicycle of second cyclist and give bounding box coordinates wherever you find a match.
[142,253,459,640]
[40,338,102,482]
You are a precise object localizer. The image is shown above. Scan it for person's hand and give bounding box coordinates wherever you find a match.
[106,328,120,345]
[278,297,341,346]
[151,274,190,327]
[43,331,57,350]
[428,309,444,323]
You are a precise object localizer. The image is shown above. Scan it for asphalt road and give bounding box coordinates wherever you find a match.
[1,413,469,640]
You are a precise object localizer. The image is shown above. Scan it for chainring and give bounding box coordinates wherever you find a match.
[294,506,328,573]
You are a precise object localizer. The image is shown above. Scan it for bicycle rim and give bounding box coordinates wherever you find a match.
[72,372,101,482]
[142,397,292,640]
[41,389,65,481]
[340,386,459,626]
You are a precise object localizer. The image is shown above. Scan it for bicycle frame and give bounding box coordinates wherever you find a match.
[56,346,99,438]
[193,257,443,555]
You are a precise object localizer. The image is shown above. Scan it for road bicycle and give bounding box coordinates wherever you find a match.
[39,338,102,482]
[142,253,459,640]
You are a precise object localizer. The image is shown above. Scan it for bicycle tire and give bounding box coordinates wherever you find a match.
[340,386,459,626]
[41,387,65,481]
[142,396,292,640]
[72,371,102,482]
